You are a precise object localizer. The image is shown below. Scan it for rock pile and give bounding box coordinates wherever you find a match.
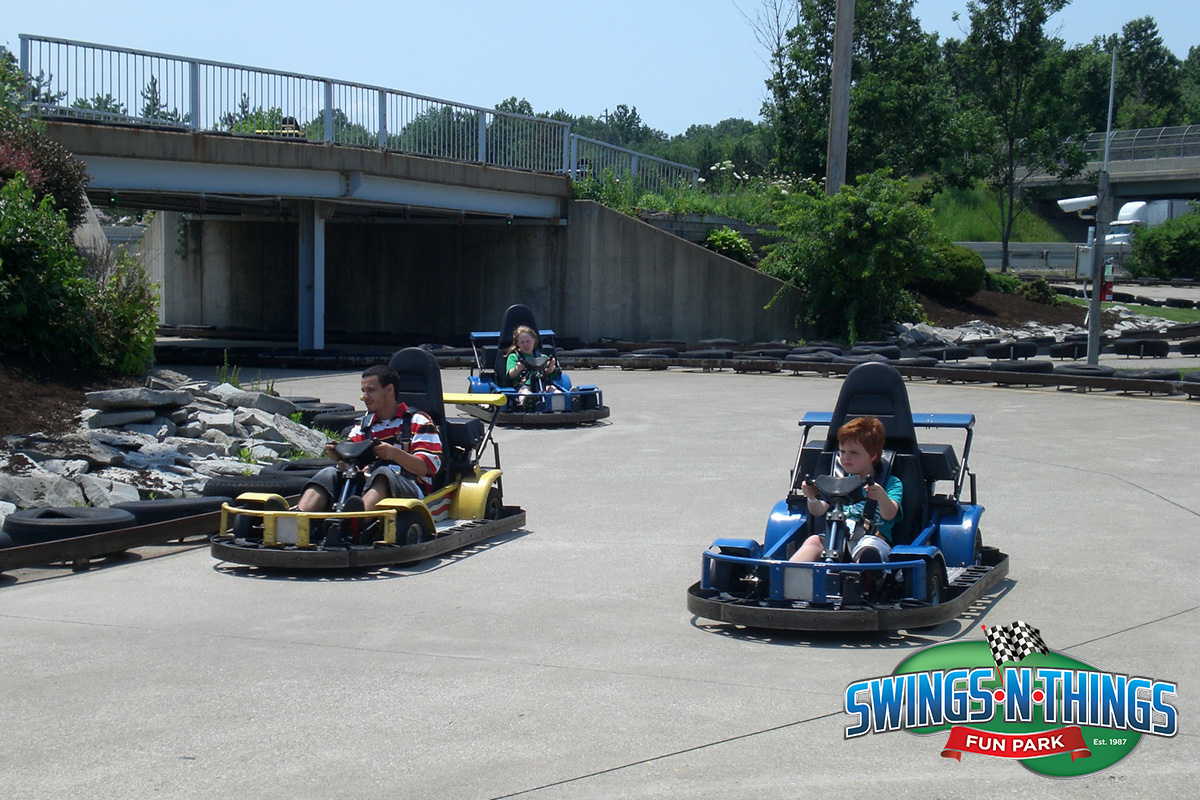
[0,369,330,528]
[893,305,1183,349]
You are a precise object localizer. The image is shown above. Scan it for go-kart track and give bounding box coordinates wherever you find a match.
[2,366,1196,799]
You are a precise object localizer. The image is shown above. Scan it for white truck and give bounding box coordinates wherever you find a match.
[1105,199,1194,246]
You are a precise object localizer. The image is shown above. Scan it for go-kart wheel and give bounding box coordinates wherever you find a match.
[231,513,257,541]
[927,562,944,605]
[396,510,428,546]
[484,487,503,520]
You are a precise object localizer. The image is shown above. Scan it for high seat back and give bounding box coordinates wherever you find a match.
[823,363,927,544]
[387,347,448,488]
[495,304,539,389]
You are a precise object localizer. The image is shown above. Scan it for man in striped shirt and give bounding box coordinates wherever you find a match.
[298,365,443,512]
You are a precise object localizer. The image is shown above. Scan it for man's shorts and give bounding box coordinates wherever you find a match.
[305,464,422,501]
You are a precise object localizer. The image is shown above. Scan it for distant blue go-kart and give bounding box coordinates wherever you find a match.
[687,362,1009,632]
[462,304,609,425]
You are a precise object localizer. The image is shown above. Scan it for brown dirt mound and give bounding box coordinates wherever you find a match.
[0,363,137,440]
[918,289,1086,330]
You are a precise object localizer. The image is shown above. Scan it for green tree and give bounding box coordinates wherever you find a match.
[140,75,189,124]
[71,93,128,116]
[761,169,935,341]
[947,0,1087,270]
[763,0,954,182]
[1182,46,1200,122]
[1114,16,1181,128]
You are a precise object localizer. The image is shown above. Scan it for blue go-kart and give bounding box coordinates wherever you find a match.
[462,304,609,425]
[687,362,1009,631]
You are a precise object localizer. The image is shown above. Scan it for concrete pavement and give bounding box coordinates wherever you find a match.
[1,365,1197,798]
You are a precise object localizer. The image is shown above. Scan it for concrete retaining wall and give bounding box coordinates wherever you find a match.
[146,201,800,344]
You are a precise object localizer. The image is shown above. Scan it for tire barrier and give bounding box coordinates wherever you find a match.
[202,473,313,498]
[919,346,971,361]
[1052,364,1116,378]
[989,359,1054,373]
[1048,342,1087,360]
[849,345,902,359]
[2,507,137,547]
[1178,338,1200,356]
[110,497,232,526]
[984,340,1039,360]
[1113,338,1170,358]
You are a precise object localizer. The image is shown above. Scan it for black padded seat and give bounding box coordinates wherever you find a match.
[494,304,540,388]
[387,347,449,487]
[819,363,928,545]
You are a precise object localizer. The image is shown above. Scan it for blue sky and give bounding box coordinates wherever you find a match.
[4,1,1197,136]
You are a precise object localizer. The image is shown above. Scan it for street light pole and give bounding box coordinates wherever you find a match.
[825,0,854,195]
[1087,43,1118,365]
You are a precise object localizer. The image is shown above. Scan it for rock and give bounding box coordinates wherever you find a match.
[191,458,264,478]
[85,408,157,428]
[85,387,193,409]
[76,473,141,507]
[6,432,127,468]
[0,500,16,531]
[269,413,329,455]
[125,417,179,440]
[0,454,87,508]
[197,410,237,435]
[226,391,297,416]
[91,429,159,450]
[39,459,91,479]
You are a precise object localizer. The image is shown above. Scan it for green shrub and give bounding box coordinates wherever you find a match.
[1018,277,1061,307]
[1125,213,1200,280]
[0,121,91,228]
[984,270,1024,294]
[913,243,987,301]
[762,170,936,342]
[0,174,95,365]
[704,226,754,264]
[85,247,159,374]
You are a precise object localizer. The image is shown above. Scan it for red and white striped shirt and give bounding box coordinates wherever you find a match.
[350,404,442,494]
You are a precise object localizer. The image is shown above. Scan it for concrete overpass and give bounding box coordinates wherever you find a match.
[25,35,797,347]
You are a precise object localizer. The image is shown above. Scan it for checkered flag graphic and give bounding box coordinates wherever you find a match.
[983,621,1050,667]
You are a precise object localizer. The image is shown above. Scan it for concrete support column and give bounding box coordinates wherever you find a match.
[298,200,327,351]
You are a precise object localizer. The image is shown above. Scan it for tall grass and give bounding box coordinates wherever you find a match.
[929,184,1066,243]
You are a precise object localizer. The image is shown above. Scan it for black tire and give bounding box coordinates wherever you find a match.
[894,356,939,368]
[683,349,733,360]
[698,338,739,348]
[919,346,970,361]
[926,561,945,605]
[785,351,836,364]
[396,510,429,547]
[1114,338,1170,358]
[743,348,791,358]
[984,340,1038,360]
[849,345,902,359]
[1047,341,1087,360]
[1184,371,1200,383]
[484,487,503,521]
[1112,368,1181,381]
[282,395,321,405]
[202,474,312,498]
[2,507,138,546]
[297,402,355,426]
[791,345,843,356]
[1053,364,1116,377]
[311,410,362,431]
[1179,338,1200,356]
[989,359,1053,373]
[0,530,13,549]
[555,349,602,358]
[631,347,679,358]
[110,496,231,525]
[262,458,333,474]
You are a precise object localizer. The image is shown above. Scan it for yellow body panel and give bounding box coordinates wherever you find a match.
[450,469,502,519]
[444,392,507,407]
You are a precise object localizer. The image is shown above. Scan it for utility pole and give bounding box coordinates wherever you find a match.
[825,0,855,195]
[1087,43,1118,365]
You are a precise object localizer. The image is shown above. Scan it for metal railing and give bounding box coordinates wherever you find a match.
[569,135,700,192]
[17,34,697,189]
[1083,126,1200,161]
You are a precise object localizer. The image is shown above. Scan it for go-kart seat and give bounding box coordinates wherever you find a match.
[494,304,539,389]
[387,347,450,488]
[821,362,929,545]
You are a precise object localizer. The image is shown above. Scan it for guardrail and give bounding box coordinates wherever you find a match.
[1083,126,1200,161]
[16,34,698,191]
